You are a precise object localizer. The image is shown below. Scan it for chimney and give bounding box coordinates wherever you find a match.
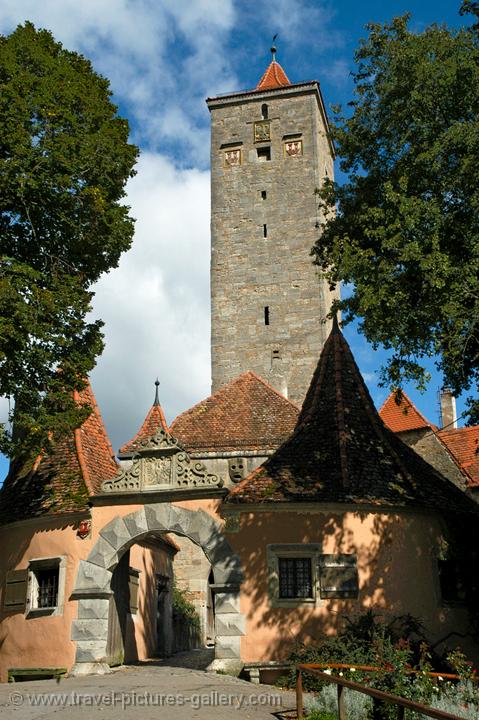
[440,388,457,429]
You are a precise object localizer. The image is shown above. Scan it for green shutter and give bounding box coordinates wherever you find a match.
[128,571,139,614]
[4,570,29,612]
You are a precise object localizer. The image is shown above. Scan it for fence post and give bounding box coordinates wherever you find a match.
[296,669,303,719]
[337,684,346,720]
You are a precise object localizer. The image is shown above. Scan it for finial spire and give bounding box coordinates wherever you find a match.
[154,378,160,406]
[271,33,278,62]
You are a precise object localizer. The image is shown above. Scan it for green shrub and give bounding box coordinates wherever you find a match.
[284,611,479,719]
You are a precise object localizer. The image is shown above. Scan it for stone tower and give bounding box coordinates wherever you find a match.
[207,50,338,406]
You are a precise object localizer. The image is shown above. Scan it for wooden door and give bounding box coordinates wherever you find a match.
[106,550,130,666]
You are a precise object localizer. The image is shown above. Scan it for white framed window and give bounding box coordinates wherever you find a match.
[267,544,319,608]
[267,545,359,607]
[27,557,66,617]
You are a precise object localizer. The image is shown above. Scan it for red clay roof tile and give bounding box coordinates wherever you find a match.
[227,320,476,514]
[256,60,291,90]
[120,400,169,456]
[379,391,432,433]
[170,372,299,453]
[438,425,479,487]
[0,381,118,523]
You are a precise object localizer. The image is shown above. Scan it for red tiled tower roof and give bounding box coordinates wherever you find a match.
[438,426,479,488]
[170,372,299,453]
[379,391,432,433]
[227,320,476,514]
[256,60,291,91]
[119,380,169,456]
[0,381,118,524]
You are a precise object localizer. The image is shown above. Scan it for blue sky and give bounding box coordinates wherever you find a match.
[0,0,472,482]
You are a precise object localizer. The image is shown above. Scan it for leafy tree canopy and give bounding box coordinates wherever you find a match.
[0,22,138,457]
[313,5,479,421]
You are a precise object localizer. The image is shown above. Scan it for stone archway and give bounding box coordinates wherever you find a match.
[70,504,244,675]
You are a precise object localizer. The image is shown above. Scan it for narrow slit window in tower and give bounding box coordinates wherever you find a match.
[264,306,270,325]
[261,103,268,119]
[263,224,267,238]
[261,190,267,200]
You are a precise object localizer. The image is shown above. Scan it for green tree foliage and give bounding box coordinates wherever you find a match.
[0,22,138,457]
[313,6,479,419]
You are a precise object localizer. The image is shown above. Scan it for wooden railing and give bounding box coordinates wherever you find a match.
[296,663,468,720]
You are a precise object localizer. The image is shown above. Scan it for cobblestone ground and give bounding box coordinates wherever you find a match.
[0,653,296,719]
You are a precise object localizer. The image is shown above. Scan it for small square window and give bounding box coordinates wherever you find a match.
[257,147,271,162]
[27,557,66,616]
[279,558,313,599]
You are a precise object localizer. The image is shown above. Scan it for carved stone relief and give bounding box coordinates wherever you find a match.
[228,458,246,483]
[102,428,223,494]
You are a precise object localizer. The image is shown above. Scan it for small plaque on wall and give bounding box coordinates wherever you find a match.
[254,121,271,143]
[224,148,241,166]
[284,139,303,157]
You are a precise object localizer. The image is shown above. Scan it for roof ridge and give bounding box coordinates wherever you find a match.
[334,331,349,489]
[440,424,479,436]
[247,371,300,408]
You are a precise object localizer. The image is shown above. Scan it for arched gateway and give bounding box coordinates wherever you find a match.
[70,503,244,675]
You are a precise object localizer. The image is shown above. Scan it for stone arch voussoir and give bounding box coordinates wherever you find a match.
[70,503,244,675]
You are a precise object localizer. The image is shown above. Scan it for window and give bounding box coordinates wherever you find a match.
[261,190,267,200]
[263,224,267,238]
[264,306,270,325]
[257,146,271,162]
[27,557,66,616]
[267,544,359,607]
[279,558,313,599]
[319,554,359,599]
[261,103,268,119]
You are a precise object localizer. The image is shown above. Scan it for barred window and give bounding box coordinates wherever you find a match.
[36,568,59,608]
[278,557,313,599]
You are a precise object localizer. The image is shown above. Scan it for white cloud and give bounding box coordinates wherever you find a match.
[0,0,237,163]
[90,152,211,452]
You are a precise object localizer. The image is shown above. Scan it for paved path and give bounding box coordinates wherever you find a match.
[0,658,296,719]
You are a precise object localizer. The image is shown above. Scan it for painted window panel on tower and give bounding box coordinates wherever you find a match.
[254,121,271,143]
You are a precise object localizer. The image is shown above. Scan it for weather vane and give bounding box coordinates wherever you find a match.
[271,33,278,61]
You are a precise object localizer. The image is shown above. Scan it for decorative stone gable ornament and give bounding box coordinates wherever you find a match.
[102,427,223,494]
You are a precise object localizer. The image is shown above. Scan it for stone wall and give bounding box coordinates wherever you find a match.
[208,85,338,406]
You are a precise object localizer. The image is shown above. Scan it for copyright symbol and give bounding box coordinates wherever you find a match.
[9,691,24,706]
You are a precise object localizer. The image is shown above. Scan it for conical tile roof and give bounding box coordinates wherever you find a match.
[227,321,476,514]
[119,380,169,456]
[256,60,291,90]
[0,381,118,524]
